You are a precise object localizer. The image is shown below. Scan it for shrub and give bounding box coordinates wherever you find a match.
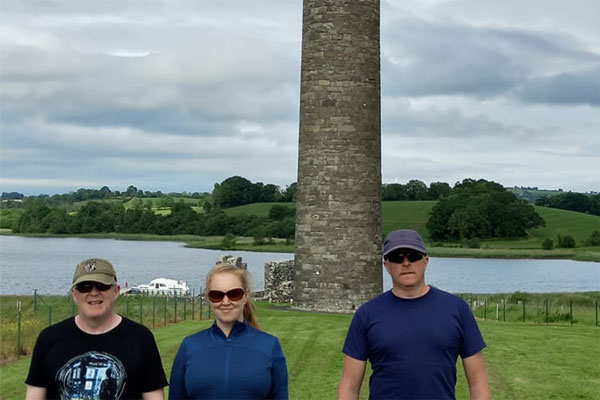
[464,237,481,248]
[584,230,600,246]
[221,233,236,249]
[542,238,554,250]
[557,234,576,248]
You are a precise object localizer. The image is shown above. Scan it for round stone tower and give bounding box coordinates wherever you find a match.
[294,0,382,312]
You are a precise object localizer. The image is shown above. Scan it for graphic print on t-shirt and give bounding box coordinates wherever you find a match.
[56,351,127,400]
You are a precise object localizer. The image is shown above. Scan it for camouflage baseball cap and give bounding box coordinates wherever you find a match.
[72,258,117,287]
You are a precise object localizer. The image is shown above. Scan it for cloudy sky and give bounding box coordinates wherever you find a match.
[1,0,598,196]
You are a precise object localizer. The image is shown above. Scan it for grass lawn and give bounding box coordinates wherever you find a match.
[2,302,598,400]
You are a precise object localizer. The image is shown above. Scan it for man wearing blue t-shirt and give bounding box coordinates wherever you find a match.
[338,229,491,400]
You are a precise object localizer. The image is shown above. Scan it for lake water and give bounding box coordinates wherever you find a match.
[0,236,598,295]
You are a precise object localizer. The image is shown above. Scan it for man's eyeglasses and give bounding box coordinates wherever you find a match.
[386,252,425,264]
[75,281,114,293]
[207,288,245,303]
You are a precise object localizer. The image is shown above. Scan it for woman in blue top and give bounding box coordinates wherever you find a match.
[169,264,289,400]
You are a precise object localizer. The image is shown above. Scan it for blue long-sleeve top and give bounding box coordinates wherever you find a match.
[169,320,288,400]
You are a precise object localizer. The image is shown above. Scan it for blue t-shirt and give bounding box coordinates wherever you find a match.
[169,320,288,400]
[343,286,486,400]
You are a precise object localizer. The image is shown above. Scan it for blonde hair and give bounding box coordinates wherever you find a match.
[205,263,261,330]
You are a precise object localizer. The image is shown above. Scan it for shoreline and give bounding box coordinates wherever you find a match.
[1,231,599,262]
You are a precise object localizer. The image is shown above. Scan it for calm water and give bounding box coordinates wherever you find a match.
[0,236,598,295]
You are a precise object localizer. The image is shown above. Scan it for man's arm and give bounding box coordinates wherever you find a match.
[337,355,367,400]
[462,351,491,400]
[25,385,46,400]
[142,388,165,400]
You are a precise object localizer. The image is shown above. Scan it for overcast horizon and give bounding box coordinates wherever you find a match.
[1,0,599,196]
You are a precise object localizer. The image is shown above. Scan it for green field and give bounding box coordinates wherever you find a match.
[1,300,599,400]
[225,202,292,217]
[226,201,600,260]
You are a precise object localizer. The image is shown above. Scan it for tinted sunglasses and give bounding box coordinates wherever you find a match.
[75,281,114,293]
[386,252,425,263]
[207,288,245,303]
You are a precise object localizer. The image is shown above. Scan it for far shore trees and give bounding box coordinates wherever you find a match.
[427,179,544,241]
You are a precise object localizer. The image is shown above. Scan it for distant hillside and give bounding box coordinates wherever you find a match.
[507,187,567,204]
[227,200,600,249]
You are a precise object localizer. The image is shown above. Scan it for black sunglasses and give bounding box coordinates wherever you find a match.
[75,281,114,293]
[207,288,245,303]
[386,252,425,263]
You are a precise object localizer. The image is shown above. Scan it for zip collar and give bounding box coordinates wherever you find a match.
[211,319,247,339]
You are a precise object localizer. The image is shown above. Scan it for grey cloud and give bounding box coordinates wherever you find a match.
[382,100,518,139]
[515,66,600,106]
[381,12,599,101]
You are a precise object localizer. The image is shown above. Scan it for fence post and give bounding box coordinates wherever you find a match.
[570,300,573,325]
[140,295,143,326]
[163,296,167,327]
[503,298,505,322]
[200,297,203,320]
[192,289,195,320]
[522,300,525,323]
[484,298,487,321]
[152,295,156,329]
[183,297,187,321]
[545,298,549,325]
[174,293,178,323]
[49,306,52,326]
[596,300,598,327]
[126,296,130,318]
[17,301,22,358]
[33,289,38,312]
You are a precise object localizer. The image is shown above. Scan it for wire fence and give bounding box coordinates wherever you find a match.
[457,292,599,326]
[2,290,598,363]
[2,290,213,362]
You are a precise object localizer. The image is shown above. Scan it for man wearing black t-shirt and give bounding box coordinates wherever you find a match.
[25,258,168,400]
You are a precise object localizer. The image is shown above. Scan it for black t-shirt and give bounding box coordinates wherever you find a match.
[26,316,168,400]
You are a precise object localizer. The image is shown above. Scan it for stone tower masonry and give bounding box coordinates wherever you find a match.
[294,0,383,312]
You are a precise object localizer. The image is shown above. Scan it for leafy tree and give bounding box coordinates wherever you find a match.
[557,234,576,248]
[279,183,297,202]
[405,180,429,200]
[382,184,406,201]
[212,176,256,208]
[427,179,544,241]
[15,202,52,233]
[258,183,280,202]
[125,185,138,197]
[202,200,213,213]
[269,205,295,220]
[584,231,600,246]
[156,196,175,209]
[428,182,451,200]
[542,238,554,250]
[221,233,237,249]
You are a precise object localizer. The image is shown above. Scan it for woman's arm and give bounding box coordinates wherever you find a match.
[270,339,289,399]
[168,341,189,400]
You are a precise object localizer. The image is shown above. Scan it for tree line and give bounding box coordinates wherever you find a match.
[535,192,600,216]
[12,201,295,241]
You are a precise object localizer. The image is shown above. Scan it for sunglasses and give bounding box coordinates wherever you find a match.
[386,252,425,263]
[75,281,114,293]
[207,288,245,303]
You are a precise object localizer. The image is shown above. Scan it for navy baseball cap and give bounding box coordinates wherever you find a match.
[383,229,427,257]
